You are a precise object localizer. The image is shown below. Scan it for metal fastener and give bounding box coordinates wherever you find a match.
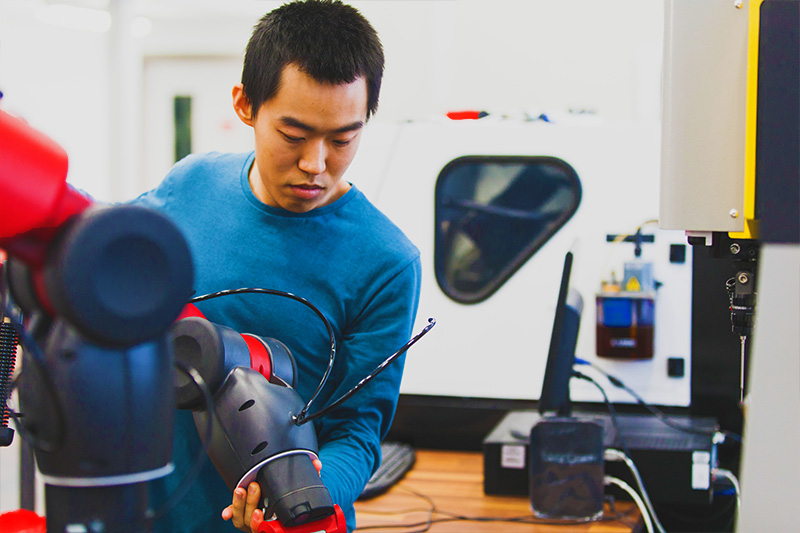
[729,209,739,218]
[730,243,741,255]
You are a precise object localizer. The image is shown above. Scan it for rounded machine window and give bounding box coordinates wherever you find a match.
[434,156,582,304]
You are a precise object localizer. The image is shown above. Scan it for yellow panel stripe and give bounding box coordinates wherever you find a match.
[730,0,762,240]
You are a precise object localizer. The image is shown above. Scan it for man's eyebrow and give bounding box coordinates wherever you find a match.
[279,116,364,134]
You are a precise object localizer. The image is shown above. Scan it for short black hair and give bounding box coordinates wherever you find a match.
[242,0,384,119]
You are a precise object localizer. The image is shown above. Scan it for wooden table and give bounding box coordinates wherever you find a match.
[354,449,642,532]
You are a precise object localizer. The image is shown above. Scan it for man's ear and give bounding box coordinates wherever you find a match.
[232,84,254,127]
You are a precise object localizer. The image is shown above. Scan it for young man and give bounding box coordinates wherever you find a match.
[136,1,421,532]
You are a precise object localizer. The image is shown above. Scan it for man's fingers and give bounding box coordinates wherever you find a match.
[313,459,322,476]
[230,487,247,529]
[250,508,264,533]
[221,505,234,521]
[244,482,261,527]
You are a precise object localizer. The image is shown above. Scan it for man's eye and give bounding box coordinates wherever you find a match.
[332,138,353,146]
[281,132,303,143]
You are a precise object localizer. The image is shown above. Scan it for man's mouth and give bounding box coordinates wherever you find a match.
[290,184,323,199]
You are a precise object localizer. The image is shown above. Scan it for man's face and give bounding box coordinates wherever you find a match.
[233,64,368,213]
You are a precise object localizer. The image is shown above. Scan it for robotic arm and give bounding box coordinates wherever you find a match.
[169,302,434,533]
[0,107,435,533]
[171,305,345,533]
[0,107,195,532]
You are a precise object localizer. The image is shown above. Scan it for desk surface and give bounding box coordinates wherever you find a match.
[354,449,641,532]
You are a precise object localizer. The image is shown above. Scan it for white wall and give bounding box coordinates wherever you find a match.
[0,1,111,199]
[1,0,664,200]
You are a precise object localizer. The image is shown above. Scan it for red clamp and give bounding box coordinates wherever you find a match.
[258,505,346,533]
[0,509,47,533]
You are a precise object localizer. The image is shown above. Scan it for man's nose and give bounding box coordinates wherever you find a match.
[298,140,326,175]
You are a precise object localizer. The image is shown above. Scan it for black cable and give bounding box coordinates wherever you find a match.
[605,494,641,530]
[571,370,631,458]
[7,322,65,453]
[357,512,630,531]
[294,318,436,425]
[191,287,436,427]
[354,485,634,532]
[398,486,436,533]
[140,361,215,531]
[382,487,437,533]
[577,359,742,443]
[355,484,437,532]
[575,363,743,532]
[189,287,336,425]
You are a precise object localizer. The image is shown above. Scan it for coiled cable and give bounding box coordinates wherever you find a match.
[0,320,18,443]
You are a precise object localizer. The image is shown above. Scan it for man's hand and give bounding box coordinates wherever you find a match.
[221,482,264,533]
[220,459,321,533]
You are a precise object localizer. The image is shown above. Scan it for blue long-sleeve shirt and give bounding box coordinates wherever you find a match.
[136,151,421,532]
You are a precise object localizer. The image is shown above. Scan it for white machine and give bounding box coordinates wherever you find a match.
[352,115,694,409]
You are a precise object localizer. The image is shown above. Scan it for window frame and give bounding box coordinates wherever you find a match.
[434,155,582,304]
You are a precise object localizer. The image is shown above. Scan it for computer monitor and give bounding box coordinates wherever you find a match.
[538,251,583,417]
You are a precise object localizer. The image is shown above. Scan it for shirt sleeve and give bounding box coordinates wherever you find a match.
[314,254,422,529]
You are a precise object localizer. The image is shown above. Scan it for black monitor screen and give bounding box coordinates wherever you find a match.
[538,251,583,416]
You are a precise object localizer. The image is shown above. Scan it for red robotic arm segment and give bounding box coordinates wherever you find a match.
[174,303,275,383]
[0,109,91,264]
